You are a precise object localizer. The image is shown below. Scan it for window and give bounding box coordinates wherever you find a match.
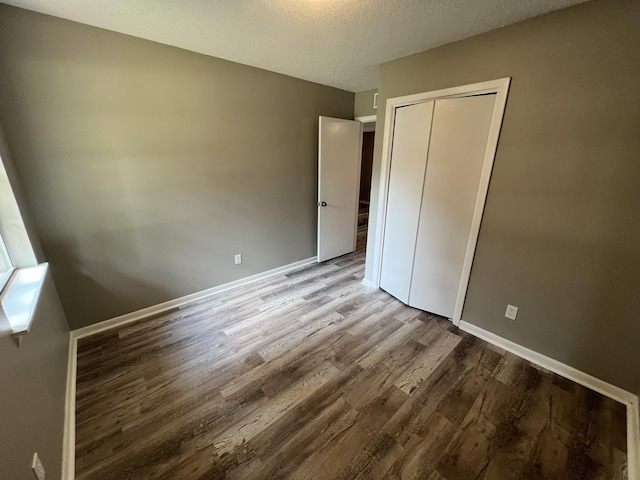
[0,128,48,345]
[0,230,14,290]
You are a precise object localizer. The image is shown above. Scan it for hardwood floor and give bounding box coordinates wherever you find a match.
[356,201,369,251]
[76,223,627,479]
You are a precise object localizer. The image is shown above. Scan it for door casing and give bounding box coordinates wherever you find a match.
[365,78,511,326]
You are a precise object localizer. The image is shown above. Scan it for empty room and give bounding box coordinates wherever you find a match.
[0,1,639,479]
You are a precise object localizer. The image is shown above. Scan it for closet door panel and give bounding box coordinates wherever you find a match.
[380,101,434,303]
[409,95,495,317]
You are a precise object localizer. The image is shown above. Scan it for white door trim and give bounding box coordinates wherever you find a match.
[355,115,376,123]
[368,77,511,326]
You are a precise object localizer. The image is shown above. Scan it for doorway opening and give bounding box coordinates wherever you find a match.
[356,116,376,252]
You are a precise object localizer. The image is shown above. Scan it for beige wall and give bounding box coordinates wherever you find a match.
[366,1,640,393]
[0,5,354,329]
[0,114,70,479]
[354,89,378,118]
[0,274,69,480]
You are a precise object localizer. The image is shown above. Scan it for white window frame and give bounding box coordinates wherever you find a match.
[0,230,15,291]
[0,126,48,346]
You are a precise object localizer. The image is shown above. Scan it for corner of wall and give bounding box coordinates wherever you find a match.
[354,89,378,118]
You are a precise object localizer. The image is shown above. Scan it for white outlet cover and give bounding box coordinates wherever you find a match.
[505,304,518,320]
[32,452,45,480]
[234,254,242,265]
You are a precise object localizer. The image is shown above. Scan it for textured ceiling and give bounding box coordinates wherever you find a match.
[1,0,585,92]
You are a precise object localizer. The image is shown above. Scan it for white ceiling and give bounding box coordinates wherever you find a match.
[1,0,585,92]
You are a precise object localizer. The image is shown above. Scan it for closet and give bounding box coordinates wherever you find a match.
[380,94,496,319]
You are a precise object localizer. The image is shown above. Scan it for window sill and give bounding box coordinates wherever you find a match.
[1,263,48,347]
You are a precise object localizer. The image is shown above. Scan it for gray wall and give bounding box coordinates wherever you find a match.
[0,117,70,479]
[354,89,378,118]
[0,5,354,329]
[0,275,70,480]
[366,1,640,393]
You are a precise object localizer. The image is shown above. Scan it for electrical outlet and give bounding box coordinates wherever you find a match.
[32,453,45,480]
[505,304,518,320]
[234,254,242,265]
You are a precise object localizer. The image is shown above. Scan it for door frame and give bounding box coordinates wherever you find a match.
[355,115,376,206]
[355,115,376,124]
[368,77,511,326]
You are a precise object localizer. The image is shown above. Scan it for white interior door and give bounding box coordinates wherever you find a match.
[409,94,496,317]
[379,102,434,302]
[317,117,362,262]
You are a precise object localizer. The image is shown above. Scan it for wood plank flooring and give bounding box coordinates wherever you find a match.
[76,218,627,479]
[356,201,369,251]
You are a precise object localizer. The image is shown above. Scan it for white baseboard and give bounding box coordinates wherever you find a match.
[62,256,316,479]
[459,320,639,479]
[62,330,77,480]
[73,256,317,340]
[361,278,376,288]
[631,398,640,480]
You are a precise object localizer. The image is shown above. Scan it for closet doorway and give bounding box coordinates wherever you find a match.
[368,78,511,325]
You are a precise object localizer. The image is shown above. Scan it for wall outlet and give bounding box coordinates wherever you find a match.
[234,254,242,265]
[32,453,45,480]
[505,304,519,320]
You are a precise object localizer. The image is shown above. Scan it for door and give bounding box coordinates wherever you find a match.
[408,94,495,317]
[380,94,495,318]
[317,116,362,262]
[379,102,434,302]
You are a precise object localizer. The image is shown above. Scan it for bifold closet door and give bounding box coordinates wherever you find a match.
[408,94,496,318]
[379,101,434,303]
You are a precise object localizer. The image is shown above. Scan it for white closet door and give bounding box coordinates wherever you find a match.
[408,94,496,317]
[380,101,434,303]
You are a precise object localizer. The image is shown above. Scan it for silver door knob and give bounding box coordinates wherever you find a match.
[318,201,327,207]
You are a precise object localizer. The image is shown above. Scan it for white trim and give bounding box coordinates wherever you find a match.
[458,321,635,403]
[355,115,376,123]
[365,78,510,328]
[2,264,49,346]
[361,278,375,288]
[459,320,640,480]
[73,256,316,340]
[631,399,640,480]
[62,331,77,480]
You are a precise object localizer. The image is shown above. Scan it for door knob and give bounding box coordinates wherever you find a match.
[319,201,327,207]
